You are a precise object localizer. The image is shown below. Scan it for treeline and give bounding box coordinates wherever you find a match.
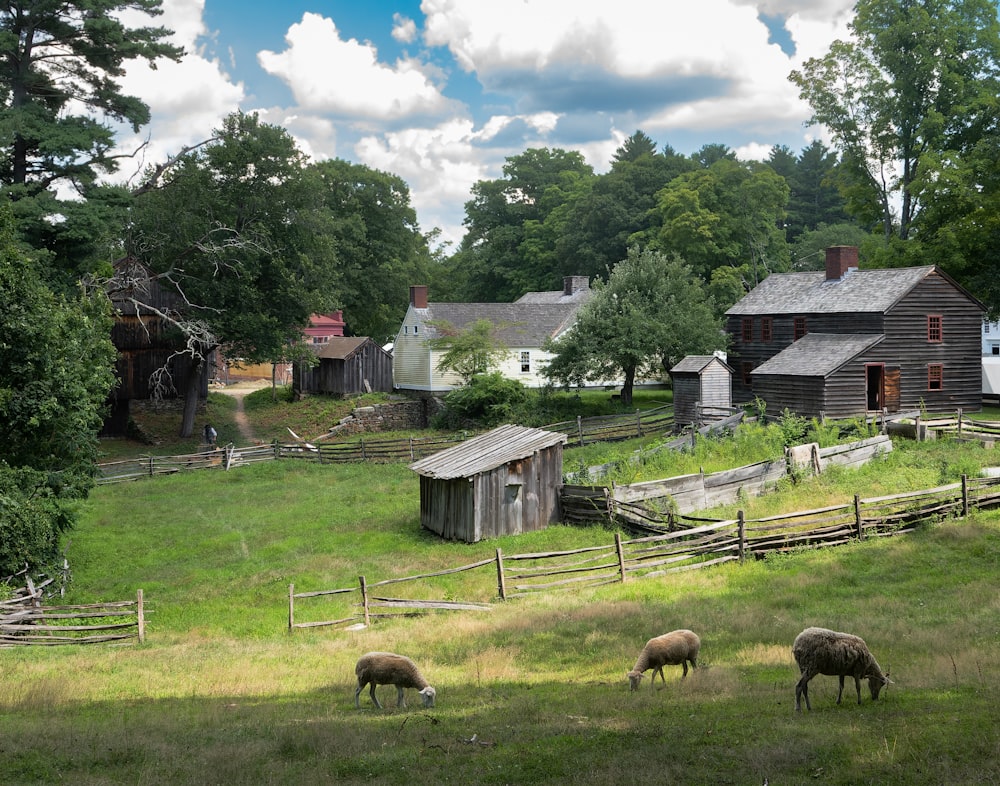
[434,134,864,311]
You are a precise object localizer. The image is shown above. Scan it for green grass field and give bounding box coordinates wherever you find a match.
[5,397,1000,784]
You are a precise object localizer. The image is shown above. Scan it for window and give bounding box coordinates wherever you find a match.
[927,315,942,342]
[741,318,753,342]
[793,316,808,340]
[520,351,530,373]
[413,325,419,334]
[741,362,753,387]
[761,317,773,343]
[928,364,943,391]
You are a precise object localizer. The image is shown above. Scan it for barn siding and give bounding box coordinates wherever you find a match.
[419,440,563,543]
[672,376,702,425]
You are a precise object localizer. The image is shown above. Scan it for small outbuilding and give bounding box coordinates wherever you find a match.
[409,424,567,543]
[295,336,393,396]
[669,355,733,427]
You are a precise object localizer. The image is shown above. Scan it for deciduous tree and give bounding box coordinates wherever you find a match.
[544,247,724,405]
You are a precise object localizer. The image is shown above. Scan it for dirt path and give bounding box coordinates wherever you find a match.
[214,380,269,444]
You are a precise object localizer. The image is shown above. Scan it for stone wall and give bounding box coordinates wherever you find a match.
[328,398,445,436]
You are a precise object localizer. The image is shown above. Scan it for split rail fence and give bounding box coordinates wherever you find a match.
[1,587,146,647]
[96,407,678,484]
[288,473,1000,632]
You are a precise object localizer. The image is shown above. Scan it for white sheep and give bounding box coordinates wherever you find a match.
[792,626,891,711]
[627,629,701,691]
[354,651,436,709]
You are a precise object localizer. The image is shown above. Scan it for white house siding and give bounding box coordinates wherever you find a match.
[392,306,433,390]
[701,363,732,409]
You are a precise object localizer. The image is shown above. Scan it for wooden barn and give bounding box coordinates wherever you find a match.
[295,337,393,396]
[409,425,566,543]
[725,246,985,418]
[669,355,733,427]
[104,260,208,436]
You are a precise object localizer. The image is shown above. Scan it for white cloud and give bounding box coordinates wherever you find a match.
[258,12,455,120]
[392,14,418,44]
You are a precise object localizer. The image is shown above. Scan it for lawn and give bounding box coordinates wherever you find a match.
[5,419,1000,784]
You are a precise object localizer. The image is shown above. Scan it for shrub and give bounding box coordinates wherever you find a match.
[434,372,529,428]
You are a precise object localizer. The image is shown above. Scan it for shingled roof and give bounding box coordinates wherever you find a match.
[725,266,937,316]
[419,302,581,345]
[751,333,885,377]
[314,336,371,360]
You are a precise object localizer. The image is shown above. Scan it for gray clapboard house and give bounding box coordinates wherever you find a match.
[725,246,985,418]
[409,425,566,543]
[295,336,393,396]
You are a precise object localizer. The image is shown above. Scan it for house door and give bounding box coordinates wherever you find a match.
[866,364,884,411]
[884,367,901,413]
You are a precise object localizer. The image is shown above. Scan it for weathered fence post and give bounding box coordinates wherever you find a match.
[854,494,863,539]
[957,408,963,439]
[409,437,414,461]
[915,413,922,442]
[636,409,642,437]
[360,438,367,461]
[148,455,154,477]
[615,532,627,582]
[288,583,295,632]
[495,549,507,600]
[359,576,371,626]
[137,588,145,644]
[737,511,745,562]
[962,474,969,517]
[577,416,584,446]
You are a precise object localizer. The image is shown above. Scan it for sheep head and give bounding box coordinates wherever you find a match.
[419,686,436,708]
[869,667,892,701]
[627,671,644,691]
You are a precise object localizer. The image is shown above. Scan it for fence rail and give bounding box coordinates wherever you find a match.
[542,405,675,446]
[287,473,1000,632]
[1,589,146,647]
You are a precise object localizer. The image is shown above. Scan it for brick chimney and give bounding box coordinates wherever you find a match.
[563,276,590,295]
[825,246,858,280]
[409,285,428,308]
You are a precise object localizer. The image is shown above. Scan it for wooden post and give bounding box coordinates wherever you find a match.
[962,474,969,517]
[359,576,371,626]
[137,589,145,644]
[409,437,414,461]
[288,583,295,632]
[915,413,922,442]
[495,549,507,600]
[958,408,963,439]
[577,416,584,446]
[737,511,745,562]
[148,455,154,477]
[695,400,702,430]
[360,438,367,461]
[854,494,863,539]
[615,532,627,582]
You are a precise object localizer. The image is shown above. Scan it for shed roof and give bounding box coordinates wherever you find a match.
[418,303,581,346]
[751,333,885,377]
[725,267,938,316]
[315,336,376,360]
[670,355,732,374]
[409,424,567,479]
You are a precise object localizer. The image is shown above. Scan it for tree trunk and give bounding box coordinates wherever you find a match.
[178,355,204,438]
[621,365,636,407]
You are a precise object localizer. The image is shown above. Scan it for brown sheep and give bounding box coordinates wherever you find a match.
[354,652,436,709]
[792,626,891,711]
[627,629,701,691]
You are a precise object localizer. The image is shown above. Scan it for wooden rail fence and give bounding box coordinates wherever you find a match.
[288,473,1000,632]
[1,588,146,647]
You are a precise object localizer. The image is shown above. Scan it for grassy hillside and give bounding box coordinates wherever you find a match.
[4,435,1000,784]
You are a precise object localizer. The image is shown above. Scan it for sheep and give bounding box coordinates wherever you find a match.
[627,629,700,691]
[792,626,891,711]
[354,651,436,710]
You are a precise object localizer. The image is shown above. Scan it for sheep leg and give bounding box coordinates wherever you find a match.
[355,682,363,709]
[369,682,383,709]
[652,666,664,688]
[853,676,862,705]
[836,675,845,705]
[396,685,407,708]
[681,661,688,678]
[795,674,812,711]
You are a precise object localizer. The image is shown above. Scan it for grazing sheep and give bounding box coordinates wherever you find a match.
[354,652,436,709]
[792,626,891,711]
[627,629,700,691]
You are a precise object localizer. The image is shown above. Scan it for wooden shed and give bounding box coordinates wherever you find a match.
[295,336,393,396]
[669,355,733,427]
[409,425,567,543]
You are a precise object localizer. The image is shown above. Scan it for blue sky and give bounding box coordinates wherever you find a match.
[117,0,860,248]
